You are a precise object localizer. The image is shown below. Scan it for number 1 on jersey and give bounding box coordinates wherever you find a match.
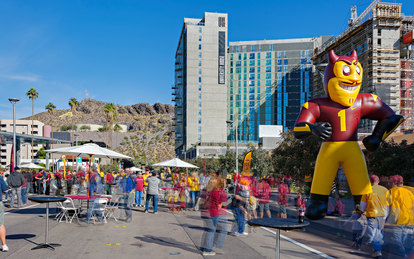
[338,110,346,132]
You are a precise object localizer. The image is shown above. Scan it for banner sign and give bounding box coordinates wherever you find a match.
[242,152,252,177]
[218,31,225,84]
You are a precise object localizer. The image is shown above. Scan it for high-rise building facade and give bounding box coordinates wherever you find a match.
[174,12,228,157]
[227,37,332,142]
[313,2,413,131]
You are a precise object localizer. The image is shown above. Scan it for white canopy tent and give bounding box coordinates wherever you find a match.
[129,167,142,172]
[45,143,131,160]
[152,158,198,168]
[20,163,44,169]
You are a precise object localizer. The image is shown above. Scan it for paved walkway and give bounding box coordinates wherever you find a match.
[3,201,325,259]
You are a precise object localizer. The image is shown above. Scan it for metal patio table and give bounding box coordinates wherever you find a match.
[248,218,309,259]
[28,196,67,250]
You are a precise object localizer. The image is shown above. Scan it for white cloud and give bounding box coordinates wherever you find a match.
[0,74,40,82]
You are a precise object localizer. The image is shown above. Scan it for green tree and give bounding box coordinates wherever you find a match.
[113,123,122,132]
[104,103,118,148]
[36,147,46,159]
[80,125,91,131]
[271,131,321,186]
[45,102,56,114]
[26,87,39,161]
[366,139,414,181]
[218,149,236,175]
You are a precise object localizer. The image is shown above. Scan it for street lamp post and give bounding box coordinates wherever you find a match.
[9,98,20,169]
[226,120,238,177]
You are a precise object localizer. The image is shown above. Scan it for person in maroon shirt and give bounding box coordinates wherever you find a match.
[200,177,223,256]
[134,172,144,207]
[34,171,44,194]
[294,50,403,220]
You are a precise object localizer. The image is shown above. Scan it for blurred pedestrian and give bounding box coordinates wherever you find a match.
[360,174,389,257]
[134,172,144,207]
[387,175,414,258]
[344,204,367,250]
[0,174,9,252]
[8,167,24,208]
[278,181,288,218]
[144,172,160,214]
[188,172,200,210]
[231,178,249,236]
[256,178,272,218]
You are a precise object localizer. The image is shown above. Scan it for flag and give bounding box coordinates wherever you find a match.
[242,152,252,177]
[62,155,66,178]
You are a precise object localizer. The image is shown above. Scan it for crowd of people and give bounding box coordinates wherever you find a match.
[344,174,414,258]
[0,166,412,257]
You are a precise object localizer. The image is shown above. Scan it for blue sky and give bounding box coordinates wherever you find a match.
[0,0,412,119]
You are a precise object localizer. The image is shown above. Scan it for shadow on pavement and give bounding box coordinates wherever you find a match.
[6,234,36,240]
[134,235,200,254]
[6,234,39,246]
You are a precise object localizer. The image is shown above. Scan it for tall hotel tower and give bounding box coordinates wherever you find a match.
[174,12,228,157]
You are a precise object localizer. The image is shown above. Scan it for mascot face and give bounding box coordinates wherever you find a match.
[324,50,363,107]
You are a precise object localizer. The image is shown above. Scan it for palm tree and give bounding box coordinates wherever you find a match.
[45,102,56,153]
[26,87,39,161]
[45,102,56,114]
[68,98,79,146]
[104,103,118,148]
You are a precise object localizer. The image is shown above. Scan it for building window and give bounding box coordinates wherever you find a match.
[257,60,261,66]
[199,27,202,33]
[198,126,201,132]
[266,87,271,93]
[266,59,271,65]
[378,29,381,36]
[249,67,255,73]
[198,44,202,50]
[266,66,271,72]
[230,54,233,60]
[251,45,255,52]
[199,77,202,83]
[284,59,288,65]
[199,35,202,41]
[198,69,202,75]
[266,73,271,79]
[377,39,381,45]
[266,80,271,86]
[266,52,271,59]
[258,45,262,51]
[250,53,255,59]
[218,17,226,27]
[250,60,255,66]
[249,81,255,86]
[270,45,274,51]
[257,80,260,86]
[199,52,202,58]
[199,60,202,66]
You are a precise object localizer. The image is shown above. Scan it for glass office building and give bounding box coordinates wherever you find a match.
[227,37,333,142]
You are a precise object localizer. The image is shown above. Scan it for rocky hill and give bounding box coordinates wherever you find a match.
[24,98,175,164]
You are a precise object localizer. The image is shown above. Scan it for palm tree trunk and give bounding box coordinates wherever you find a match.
[31,99,34,161]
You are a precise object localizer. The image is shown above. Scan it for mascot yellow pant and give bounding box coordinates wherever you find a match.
[311,141,372,196]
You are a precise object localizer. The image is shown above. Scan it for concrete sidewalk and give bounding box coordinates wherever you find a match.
[3,202,325,259]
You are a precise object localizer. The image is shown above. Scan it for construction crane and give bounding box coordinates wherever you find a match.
[348,0,381,29]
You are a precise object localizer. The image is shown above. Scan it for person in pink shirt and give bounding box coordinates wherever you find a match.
[134,172,144,207]
[257,178,272,218]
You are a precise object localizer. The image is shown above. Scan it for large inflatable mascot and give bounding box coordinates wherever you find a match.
[294,50,403,220]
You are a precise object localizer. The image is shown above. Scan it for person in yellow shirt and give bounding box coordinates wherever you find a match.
[387,175,414,258]
[187,172,200,210]
[360,175,389,257]
[142,168,150,201]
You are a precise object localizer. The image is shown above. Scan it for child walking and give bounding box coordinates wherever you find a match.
[344,204,367,250]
